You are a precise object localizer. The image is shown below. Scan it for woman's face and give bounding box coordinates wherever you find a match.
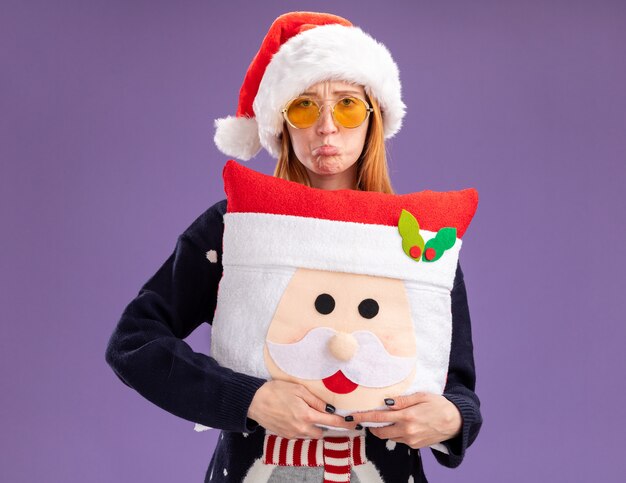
[285,80,369,190]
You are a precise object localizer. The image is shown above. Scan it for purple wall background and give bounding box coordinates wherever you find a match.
[2,1,625,481]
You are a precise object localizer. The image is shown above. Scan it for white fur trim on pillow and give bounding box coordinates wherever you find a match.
[253,24,406,159]
[211,265,296,380]
[214,115,261,161]
[222,212,461,290]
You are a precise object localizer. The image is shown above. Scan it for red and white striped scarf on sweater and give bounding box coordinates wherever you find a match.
[263,434,366,482]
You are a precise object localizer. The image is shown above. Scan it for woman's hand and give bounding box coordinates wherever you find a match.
[248,380,355,439]
[348,393,462,449]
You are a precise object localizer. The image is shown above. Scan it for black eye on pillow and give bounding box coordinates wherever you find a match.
[358,299,379,319]
[315,293,335,315]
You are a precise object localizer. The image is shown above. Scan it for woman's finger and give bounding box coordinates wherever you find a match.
[369,424,403,441]
[296,385,335,414]
[311,412,358,430]
[385,392,432,410]
[349,409,399,425]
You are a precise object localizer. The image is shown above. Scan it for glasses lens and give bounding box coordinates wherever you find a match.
[333,97,368,128]
[286,97,319,128]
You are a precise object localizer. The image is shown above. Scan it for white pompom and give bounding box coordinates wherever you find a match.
[213,116,261,161]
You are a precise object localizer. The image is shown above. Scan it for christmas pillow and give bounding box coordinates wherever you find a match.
[210,160,478,422]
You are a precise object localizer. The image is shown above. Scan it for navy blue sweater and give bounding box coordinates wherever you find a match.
[105,199,482,482]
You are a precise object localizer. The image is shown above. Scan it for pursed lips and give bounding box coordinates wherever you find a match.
[313,144,339,156]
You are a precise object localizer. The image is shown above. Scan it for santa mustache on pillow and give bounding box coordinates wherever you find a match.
[196,160,478,482]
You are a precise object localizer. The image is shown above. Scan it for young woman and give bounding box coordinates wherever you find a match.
[106,12,482,482]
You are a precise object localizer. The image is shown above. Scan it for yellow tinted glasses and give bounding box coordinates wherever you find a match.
[282,96,373,129]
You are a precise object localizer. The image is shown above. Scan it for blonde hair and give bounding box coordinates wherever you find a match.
[273,95,395,194]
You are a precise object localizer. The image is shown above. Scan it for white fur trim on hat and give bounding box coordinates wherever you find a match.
[214,116,262,161]
[253,24,406,159]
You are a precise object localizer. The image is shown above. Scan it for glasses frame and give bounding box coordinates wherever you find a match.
[281,95,374,129]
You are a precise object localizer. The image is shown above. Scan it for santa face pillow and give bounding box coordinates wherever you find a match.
[211,160,478,419]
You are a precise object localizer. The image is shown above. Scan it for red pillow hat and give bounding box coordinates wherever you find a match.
[213,11,406,160]
[210,161,479,424]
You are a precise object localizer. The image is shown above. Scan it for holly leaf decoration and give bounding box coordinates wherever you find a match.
[398,209,425,261]
[436,227,457,250]
[422,227,457,262]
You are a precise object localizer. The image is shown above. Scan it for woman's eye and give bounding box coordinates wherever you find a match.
[299,99,313,107]
[315,293,335,315]
[358,298,379,319]
[340,98,355,106]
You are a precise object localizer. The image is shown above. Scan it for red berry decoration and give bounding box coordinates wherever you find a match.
[409,245,421,259]
[424,247,436,261]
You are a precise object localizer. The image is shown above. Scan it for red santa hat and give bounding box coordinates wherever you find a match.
[214,11,406,161]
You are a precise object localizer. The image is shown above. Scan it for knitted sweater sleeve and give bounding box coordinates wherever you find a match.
[432,262,483,467]
[105,199,266,432]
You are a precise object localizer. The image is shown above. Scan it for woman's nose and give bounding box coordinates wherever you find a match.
[317,104,338,134]
[328,332,359,361]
